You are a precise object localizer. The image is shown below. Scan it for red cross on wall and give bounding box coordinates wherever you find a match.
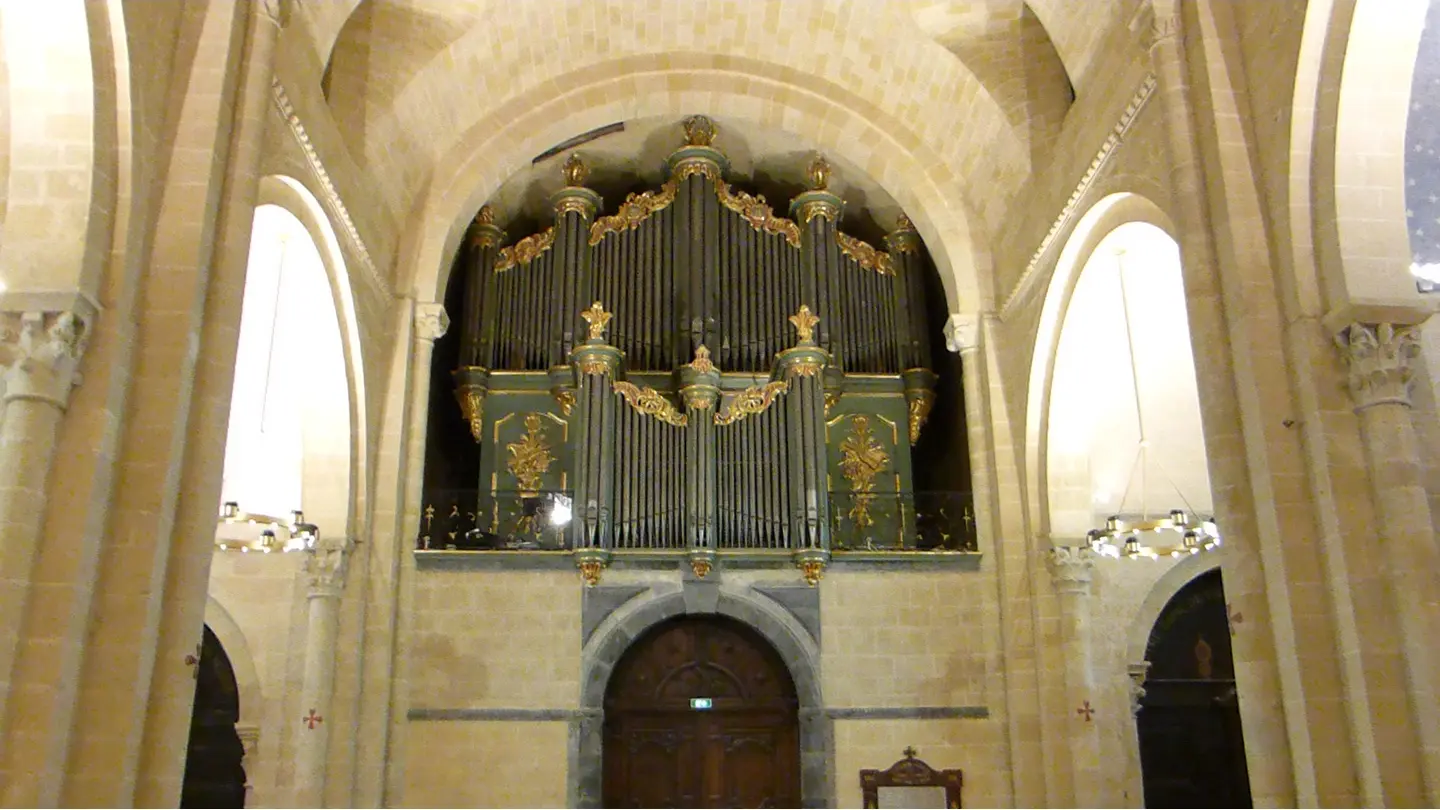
[1076,700,1095,722]
[303,709,324,730]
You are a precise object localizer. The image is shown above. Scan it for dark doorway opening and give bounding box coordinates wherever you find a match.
[1138,569,1252,808]
[602,615,800,809]
[180,625,246,808]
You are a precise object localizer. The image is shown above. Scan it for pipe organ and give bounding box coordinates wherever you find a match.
[447,116,945,585]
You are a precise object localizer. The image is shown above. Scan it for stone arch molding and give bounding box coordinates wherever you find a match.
[576,583,829,808]
[1023,191,1178,542]
[204,595,264,727]
[398,61,993,320]
[256,174,368,534]
[1125,552,1222,666]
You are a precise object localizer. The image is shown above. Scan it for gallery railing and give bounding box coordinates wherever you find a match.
[419,489,977,553]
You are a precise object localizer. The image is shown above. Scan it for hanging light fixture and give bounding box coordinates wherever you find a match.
[215,500,321,553]
[1083,248,1221,560]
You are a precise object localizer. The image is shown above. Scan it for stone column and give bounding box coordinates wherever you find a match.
[1336,322,1440,804]
[294,532,354,807]
[1048,545,1099,807]
[0,309,88,732]
[236,722,260,807]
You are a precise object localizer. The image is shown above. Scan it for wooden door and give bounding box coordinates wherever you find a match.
[603,616,801,808]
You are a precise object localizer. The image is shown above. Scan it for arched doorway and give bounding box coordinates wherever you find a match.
[1137,570,1251,808]
[180,626,246,808]
[603,615,800,808]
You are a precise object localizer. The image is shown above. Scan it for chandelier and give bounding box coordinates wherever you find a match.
[1084,248,1221,560]
[216,501,319,553]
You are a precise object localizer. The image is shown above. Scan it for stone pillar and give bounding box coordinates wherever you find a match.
[1048,545,1099,807]
[236,722,260,807]
[1336,322,1440,804]
[0,309,88,733]
[294,533,354,807]
[1124,662,1150,806]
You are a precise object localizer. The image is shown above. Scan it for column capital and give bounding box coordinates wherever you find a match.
[1335,322,1420,410]
[413,302,450,343]
[1,309,90,408]
[1127,661,1151,716]
[943,313,981,354]
[1047,545,1094,590]
[1135,5,1179,53]
[304,534,355,598]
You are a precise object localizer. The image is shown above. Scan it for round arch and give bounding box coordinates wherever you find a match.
[1125,552,1223,666]
[397,60,992,318]
[256,174,368,533]
[577,585,826,808]
[1023,192,1177,541]
[203,596,263,727]
[1297,0,1431,320]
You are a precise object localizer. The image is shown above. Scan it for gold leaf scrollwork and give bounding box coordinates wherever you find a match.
[714,380,789,426]
[713,175,802,247]
[455,388,484,442]
[837,231,895,276]
[686,344,717,374]
[553,389,576,416]
[495,227,556,271]
[824,390,841,415]
[787,360,824,378]
[839,415,889,530]
[612,381,688,426]
[589,180,680,244]
[506,414,555,497]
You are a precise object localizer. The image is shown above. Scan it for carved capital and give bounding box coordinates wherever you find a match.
[943,313,980,354]
[1335,322,1420,410]
[413,302,450,343]
[304,534,354,598]
[1138,6,1179,52]
[1,310,89,408]
[1047,545,1094,590]
[1127,662,1151,716]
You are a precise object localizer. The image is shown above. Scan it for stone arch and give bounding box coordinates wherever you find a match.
[1298,0,1430,320]
[203,596,263,728]
[1125,552,1222,666]
[257,175,368,533]
[398,61,992,319]
[1023,192,1178,541]
[576,584,827,808]
[0,0,121,304]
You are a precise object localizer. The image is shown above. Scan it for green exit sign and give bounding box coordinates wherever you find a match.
[690,698,713,710]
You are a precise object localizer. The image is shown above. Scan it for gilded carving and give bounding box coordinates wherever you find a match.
[469,205,503,247]
[581,301,612,341]
[690,558,713,579]
[578,559,605,587]
[494,227,556,271]
[588,155,800,247]
[789,305,820,343]
[686,344,717,375]
[787,360,824,378]
[798,558,825,586]
[837,231,895,275]
[824,391,841,415]
[506,414,555,496]
[613,381,689,426]
[684,115,717,146]
[455,388,485,442]
[553,389,576,416]
[907,390,936,445]
[839,415,889,529]
[715,380,789,426]
[563,153,589,186]
[577,355,614,376]
[807,155,831,190]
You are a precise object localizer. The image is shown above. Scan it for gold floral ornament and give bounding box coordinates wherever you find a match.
[581,301,612,341]
[563,153,589,186]
[907,389,936,445]
[837,231,895,275]
[714,380,789,426]
[613,381,688,426]
[839,415,889,529]
[506,414,554,497]
[494,227,556,271]
[789,305,820,344]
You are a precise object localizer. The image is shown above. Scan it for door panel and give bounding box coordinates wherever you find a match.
[603,617,801,808]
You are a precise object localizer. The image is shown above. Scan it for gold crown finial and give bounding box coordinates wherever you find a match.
[807,155,831,190]
[475,205,496,226]
[563,153,589,186]
[895,213,915,232]
[683,115,717,147]
[789,305,820,343]
[580,301,612,340]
